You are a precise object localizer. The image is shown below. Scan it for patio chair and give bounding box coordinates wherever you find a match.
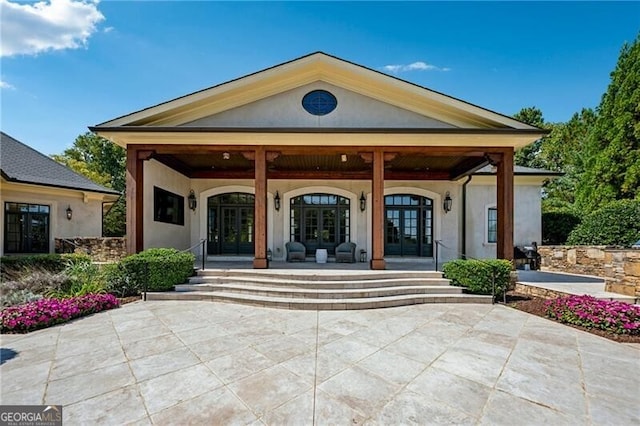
[335,241,356,263]
[286,241,306,262]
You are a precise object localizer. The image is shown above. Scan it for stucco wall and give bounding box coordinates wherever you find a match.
[187,178,461,262]
[0,186,107,256]
[143,159,192,250]
[465,182,542,260]
[183,82,455,129]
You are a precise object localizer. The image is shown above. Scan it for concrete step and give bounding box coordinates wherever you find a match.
[175,283,463,299]
[195,269,443,281]
[146,291,493,310]
[187,276,451,289]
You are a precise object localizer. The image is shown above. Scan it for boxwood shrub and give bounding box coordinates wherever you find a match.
[567,199,640,246]
[116,248,195,292]
[442,259,512,298]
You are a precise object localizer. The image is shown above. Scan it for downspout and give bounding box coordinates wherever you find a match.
[461,175,473,259]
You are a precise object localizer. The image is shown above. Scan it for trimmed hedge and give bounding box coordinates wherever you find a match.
[542,210,581,245]
[442,259,512,298]
[567,199,640,246]
[0,253,91,279]
[106,248,195,294]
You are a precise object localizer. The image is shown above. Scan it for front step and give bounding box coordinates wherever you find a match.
[145,269,493,309]
[175,283,462,299]
[146,291,493,309]
[185,276,451,289]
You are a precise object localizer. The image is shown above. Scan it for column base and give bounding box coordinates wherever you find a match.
[370,259,386,270]
[253,258,269,269]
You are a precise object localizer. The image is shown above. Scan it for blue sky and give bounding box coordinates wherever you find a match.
[1,1,639,155]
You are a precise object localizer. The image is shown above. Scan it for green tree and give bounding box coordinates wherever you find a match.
[513,107,548,168]
[540,109,596,210]
[576,33,640,211]
[52,132,126,236]
[52,132,126,192]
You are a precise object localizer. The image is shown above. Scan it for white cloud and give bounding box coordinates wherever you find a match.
[0,80,16,90]
[0,0,105,57]
[383,61,451,73]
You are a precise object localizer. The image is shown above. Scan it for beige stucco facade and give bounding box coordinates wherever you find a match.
[142,161,545,262]
[0,180,117,256]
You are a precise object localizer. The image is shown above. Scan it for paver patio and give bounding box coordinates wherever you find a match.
[1,301,639,425]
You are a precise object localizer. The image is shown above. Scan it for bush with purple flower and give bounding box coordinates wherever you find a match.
[545,295,640,335]
[1,294,119,333]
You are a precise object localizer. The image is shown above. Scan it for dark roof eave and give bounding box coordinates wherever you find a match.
[90,126,549,136]
[3,176,121,196]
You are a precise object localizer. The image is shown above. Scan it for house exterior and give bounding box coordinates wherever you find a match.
[92,52,550,269]
[0,132,120,256]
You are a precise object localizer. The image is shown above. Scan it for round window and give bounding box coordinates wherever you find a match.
[302,90,337,116]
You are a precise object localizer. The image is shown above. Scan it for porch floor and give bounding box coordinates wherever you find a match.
[198,258,438,272]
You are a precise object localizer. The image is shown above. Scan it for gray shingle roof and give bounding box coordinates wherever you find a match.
[0,132,120,195]
[475,165,563,176]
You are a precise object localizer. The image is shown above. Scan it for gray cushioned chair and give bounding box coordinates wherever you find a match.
[286,241,306,262]
[335,241,356,263]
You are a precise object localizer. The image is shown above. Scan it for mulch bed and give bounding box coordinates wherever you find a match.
[118,296,142,305]
[503,292,640,344]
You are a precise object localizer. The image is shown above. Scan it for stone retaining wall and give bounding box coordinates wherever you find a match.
[55,237,127,263]
[538,246,640,297]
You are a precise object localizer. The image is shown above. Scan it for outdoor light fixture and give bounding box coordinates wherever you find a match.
[274,191,281,211]
[360,192,367,212]
[222,152,230,160]
[443,192,453,213]
[66,205,73,220]
[341,154,348,162]
[188,190,197,211]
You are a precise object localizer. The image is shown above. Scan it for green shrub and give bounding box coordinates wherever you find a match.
[566,199,640,246]
[542,210,581,245]
[117,248,194,292]
[442,259,513,298]
[1,253,90,280]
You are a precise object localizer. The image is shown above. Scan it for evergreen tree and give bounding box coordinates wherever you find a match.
[576,33,640,211]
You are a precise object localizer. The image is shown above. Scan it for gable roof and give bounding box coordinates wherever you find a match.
[0,132,120,195]
[94,52,543,131]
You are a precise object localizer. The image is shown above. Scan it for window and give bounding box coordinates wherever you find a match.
[154,187,184,226]
[4,202,50,253]
[302,90,337,116]
[487,207,497,243]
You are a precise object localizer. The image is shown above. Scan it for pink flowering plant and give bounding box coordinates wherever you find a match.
[545,295,640,335]
[1,293,119,333]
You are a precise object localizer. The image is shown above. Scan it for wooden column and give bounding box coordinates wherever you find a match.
[496,148,514,261]
[125,146,144,254]
[253,147,269,268]
[370,150,386,270]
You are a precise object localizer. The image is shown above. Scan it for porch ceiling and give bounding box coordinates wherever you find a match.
[152,151,489,181]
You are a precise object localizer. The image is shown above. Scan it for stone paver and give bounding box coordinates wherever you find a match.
[1,300,639,425]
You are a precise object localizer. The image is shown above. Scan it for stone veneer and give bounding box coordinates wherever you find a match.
[55,237,127,263]
[538,246,640,297]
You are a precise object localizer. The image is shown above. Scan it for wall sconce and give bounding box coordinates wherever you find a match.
[443,192,453,213]
[274,191,281,211]
[66,205,73,221]
[360,192,366,212]
[222,152,230,160]
[188,190,197,211]
[341,154,348,162]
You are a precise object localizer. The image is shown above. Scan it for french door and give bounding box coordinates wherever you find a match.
[207,193,254,255]
[384,195,433,257]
